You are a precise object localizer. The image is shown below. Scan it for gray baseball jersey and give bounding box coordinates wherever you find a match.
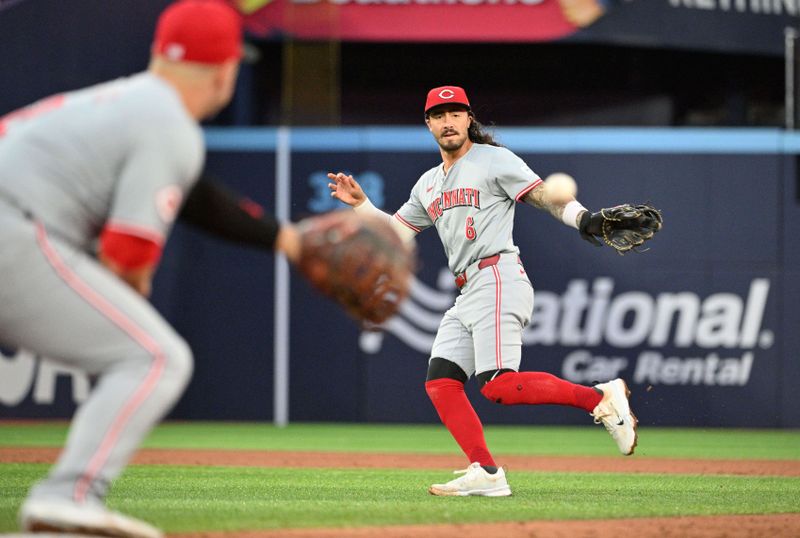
[0,72,203,251]
[0,72,202,506]
[392,143,542,375]
[393,143,541,275]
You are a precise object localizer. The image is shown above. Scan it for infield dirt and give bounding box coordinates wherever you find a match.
[2,447,799,476]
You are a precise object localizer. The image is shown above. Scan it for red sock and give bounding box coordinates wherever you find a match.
[425,378,496,467]
[480,371,602,412]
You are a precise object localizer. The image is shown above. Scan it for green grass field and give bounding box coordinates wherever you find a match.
[1,422,799,534]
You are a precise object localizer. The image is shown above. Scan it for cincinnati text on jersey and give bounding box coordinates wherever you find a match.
[426,187,481,223]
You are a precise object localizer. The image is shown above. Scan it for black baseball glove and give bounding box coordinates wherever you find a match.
[579,203,663,255]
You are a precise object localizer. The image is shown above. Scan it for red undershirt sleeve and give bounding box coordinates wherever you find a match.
[99,227,163,270]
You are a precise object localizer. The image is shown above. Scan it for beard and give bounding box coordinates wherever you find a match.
[437,133,468,152]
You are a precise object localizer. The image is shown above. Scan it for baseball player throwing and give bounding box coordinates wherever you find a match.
[0,2,305,536]
[329,86,638,497]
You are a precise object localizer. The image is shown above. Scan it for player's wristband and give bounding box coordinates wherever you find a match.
[562,200,588,229]
[352,197,417,243]
[353,197,378,215]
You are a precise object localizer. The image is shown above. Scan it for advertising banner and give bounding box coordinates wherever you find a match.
[233,0,799,55]
[290,148,787,426]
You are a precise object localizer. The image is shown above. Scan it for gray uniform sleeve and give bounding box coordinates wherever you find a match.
[394,183,432,234]
[107,123,203,244]
[490,147,542,202]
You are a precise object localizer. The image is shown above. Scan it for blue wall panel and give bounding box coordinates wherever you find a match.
[154,151,279,420]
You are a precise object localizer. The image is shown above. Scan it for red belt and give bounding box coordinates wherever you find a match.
[454,254,501,289]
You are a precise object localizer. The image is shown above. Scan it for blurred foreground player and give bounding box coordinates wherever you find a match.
[1,3,413,531]
[0,2,296,536]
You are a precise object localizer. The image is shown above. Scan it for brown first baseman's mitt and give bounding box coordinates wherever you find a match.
[295,210,415,324]
[579,203,663,255]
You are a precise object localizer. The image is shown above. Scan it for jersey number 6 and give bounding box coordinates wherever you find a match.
[465,216,476,241]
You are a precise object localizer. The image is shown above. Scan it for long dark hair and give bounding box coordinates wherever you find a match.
[467,112,501,147]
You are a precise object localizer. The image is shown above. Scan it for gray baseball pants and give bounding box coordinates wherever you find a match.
[0,199,192,504]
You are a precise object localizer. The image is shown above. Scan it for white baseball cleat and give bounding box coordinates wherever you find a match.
[592,378,638,455]
[428,462,512,497]
[19,497,163,538]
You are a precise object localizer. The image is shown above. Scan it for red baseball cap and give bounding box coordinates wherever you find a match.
[152,0,243,65]
[424,86,471,114]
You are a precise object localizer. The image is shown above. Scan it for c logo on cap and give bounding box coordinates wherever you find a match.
[438,89,455,99]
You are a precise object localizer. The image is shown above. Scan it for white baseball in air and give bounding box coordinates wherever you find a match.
[544,172,577,203]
